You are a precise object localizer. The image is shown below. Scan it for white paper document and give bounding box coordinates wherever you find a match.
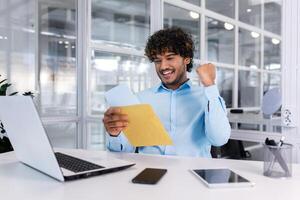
[104,84,140,106]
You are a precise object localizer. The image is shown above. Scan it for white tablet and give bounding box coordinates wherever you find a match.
[191,168,255,188]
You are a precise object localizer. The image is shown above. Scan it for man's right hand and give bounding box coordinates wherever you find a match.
[102,107,129,137]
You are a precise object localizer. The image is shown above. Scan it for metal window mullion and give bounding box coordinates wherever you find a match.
[90,43,145,57]
[298,0,300,163]
[260,35,264,106]
[6,0,11,92]
[200,0,205,62]
[159,0,285,142]
[233,0,239,108]
[159,0,280,111]
[204,4,281,40]
[149,0,156,34]
[164,0,281,41]
[41,116,80,124]
[77,0,84,149]
[233,60,239,108]
[85,0,92,149]
[208,62,235,69]
[262,70,281,75]
[164,0,202,14]
[235,0,238,20]
[260,0,265,106]
[298,0,300,67]
[261,0,264,31]
[34,0,40,97]
[151,0,163,34]
[77,0,90,149]
[238,66,263,72]
[200,9,205,62]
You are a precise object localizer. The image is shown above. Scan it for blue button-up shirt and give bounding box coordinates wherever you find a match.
[106,80,231,157]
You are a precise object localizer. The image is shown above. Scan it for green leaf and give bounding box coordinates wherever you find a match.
[23,91,34,97]
[0,136,14,153]
[9,92,18,96]
[0,79,7,85]
[0,84,11,96]
[0,83,11,89]
[0,75,34,98]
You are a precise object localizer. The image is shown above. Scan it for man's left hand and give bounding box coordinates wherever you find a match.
[196,63,216,87]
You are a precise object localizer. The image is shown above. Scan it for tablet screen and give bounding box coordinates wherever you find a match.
[192,169,250,184]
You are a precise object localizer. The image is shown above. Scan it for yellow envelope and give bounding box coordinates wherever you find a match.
[120,104,173,147]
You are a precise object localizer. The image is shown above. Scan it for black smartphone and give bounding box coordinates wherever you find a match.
[132,168,167,184]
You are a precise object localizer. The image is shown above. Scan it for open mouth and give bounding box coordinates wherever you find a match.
[161,70,175,80]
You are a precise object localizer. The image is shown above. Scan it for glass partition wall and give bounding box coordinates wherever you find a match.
[161,0,281,137]
[88,0,151,149]
[0,0,78,148]
[88,0,282,149]
[37,0,78,148]
[0,0,282,150]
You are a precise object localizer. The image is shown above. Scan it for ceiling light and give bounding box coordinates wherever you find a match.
[251,31,260,38]
[0,36,8,40]
[65,45,68,48]
[224,22,234,30]
[40,31,57,37]
[62,35,76,40]
[94,59,118,71]
[64,41,69,44]
[268,64,280,70]
[189,11,199,19]
[71,46,75,48]
[22,28,35,33]
[247,8,252,13]
[271,38,280,45]
[58,40,63,44]
[250,65,257,69]
[211,20,218,25]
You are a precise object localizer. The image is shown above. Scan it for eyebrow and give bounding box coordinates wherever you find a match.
[153,53,176,60]
[165,53,176,57]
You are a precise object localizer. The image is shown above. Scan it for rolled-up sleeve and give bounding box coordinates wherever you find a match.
[204,85,231,146]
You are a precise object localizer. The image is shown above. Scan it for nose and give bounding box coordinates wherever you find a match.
[160,58,169,70]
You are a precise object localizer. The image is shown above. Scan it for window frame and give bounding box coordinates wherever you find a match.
[83,0,283,149]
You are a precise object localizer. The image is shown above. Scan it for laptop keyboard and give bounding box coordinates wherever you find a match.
[55,152,104,173]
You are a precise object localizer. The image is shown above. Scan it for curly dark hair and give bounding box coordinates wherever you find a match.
[145,27,194,72]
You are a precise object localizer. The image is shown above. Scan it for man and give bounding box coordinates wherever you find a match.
[102,27,231,157]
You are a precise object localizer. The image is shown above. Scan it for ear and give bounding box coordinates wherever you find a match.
[184,58,191,65]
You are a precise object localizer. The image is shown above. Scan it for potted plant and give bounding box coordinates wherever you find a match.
[0,74,33,153]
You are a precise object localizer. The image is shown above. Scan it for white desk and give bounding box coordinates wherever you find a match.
[228,112,281,132]
[1,149,300,200]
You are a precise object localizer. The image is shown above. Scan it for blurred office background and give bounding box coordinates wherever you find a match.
[1,0,294,161]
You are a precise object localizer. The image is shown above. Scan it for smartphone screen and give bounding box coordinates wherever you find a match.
[132,168,167,184]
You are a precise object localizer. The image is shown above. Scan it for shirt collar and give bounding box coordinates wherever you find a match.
[153,79,192,93]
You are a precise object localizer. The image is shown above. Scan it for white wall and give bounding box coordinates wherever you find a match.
[282,0,300,162]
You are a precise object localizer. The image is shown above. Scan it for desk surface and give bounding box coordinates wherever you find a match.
[1,149,300,200]
[228,112,281,125]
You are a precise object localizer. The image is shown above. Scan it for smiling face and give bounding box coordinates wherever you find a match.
[154,52,190,90]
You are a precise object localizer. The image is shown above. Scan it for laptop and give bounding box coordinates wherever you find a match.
[0,96,135,182]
